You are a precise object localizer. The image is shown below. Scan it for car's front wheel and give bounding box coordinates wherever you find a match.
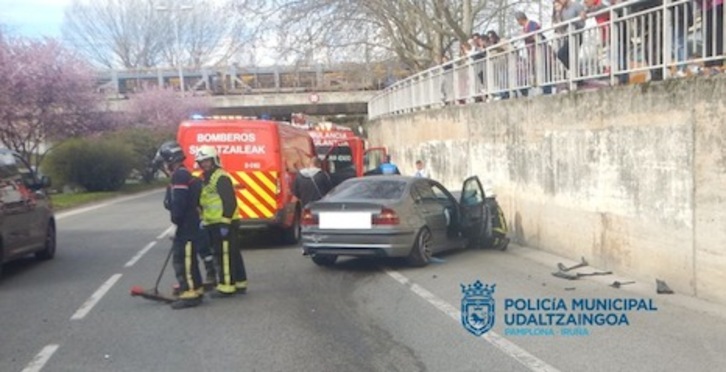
[311,254,337,267]
[35,222,56,261]
[406,227,432,267]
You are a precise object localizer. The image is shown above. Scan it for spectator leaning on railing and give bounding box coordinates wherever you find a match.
[486,30,516,99]
[515,11,553,95]
[470,33,489,101]
[554,0,586,80]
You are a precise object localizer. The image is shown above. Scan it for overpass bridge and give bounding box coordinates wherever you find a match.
[105,89,377,117]
[98,63,402,116]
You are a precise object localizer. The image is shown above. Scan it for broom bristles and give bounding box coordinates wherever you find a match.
[130,286,175,303]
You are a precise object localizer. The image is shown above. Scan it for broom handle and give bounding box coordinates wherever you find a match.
[154,243,175,293]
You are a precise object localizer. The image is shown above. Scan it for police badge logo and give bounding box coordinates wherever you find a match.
[460,280,496,336]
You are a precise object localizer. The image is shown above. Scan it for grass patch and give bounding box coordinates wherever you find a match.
[51,179,168,211]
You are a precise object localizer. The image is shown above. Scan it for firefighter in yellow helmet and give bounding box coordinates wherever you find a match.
[195,145,248,297]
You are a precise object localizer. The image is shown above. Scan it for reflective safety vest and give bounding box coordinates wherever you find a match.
[200,168,240,225]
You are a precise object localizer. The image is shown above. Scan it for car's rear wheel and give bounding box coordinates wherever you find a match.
[406,227,433,267]
[35,222,56,261]
[311,254,337,266]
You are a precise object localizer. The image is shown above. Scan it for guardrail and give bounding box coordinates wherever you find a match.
[369,0,724,119]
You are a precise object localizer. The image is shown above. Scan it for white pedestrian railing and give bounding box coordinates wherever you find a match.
[369,0,725,119]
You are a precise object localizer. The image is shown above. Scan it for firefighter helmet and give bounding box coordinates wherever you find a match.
[195,145,220,166]
[156,141,186,165]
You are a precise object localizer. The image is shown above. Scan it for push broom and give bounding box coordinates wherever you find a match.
[130,243,176,304]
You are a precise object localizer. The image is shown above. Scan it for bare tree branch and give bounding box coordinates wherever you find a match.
[259,0,529,72]
[61,0,254,69]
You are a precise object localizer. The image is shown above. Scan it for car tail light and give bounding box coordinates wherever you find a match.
[301,208,318,226]
[373,208,400,225]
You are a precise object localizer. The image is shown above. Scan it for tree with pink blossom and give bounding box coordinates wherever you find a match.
[0,33,108,168]
[125,87,211,131]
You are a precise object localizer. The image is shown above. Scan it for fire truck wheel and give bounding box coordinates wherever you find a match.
[281,211,301,244]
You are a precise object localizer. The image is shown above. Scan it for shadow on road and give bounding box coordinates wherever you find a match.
[0,257,46,283]
[238,230,298,250]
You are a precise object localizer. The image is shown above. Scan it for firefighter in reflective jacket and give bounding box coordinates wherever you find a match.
[195,145,248,297]
[156,141,203,309]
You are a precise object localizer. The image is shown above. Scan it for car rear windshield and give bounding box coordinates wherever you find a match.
[326,180,407,201]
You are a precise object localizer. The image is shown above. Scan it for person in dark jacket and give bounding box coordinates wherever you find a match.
[155,141,203,309]
[294,157,332,207]
[156,155,217,291]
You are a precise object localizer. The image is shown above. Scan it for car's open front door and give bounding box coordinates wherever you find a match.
[362,147,387,176]
[458,176,489,244]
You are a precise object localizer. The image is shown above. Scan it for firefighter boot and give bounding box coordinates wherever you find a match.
[171,290,203,310]
[210,283,237,298]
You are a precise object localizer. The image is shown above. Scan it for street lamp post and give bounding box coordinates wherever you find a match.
[156,3,193,96]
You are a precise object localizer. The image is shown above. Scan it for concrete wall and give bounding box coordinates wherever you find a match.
[368,77,726,305]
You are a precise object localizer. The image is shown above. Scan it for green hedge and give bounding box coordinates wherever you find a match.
[45,138,136,192]
[106,128,175,183]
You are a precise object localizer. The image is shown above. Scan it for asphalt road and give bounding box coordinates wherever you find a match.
[1,190,725,372]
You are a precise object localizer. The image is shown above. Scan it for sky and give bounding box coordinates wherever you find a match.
[1,0,71,38]
[0,0,282,66]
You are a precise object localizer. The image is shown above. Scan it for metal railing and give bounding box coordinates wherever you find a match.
[369,0,725,119]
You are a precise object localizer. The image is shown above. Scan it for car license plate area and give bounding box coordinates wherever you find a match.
[319,212,372,229]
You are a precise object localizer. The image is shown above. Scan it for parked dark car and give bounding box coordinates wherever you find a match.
[0,148,55,276]
[301,175,497,267]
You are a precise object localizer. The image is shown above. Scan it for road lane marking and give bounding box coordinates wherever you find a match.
[156,225,175,240]
[124,242,157,268]
[21,344,59,372]
[70,274,123,321]
[56,189,163,220]
[384,269,561,372]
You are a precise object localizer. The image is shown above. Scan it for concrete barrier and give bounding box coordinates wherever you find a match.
[368,76,726,305]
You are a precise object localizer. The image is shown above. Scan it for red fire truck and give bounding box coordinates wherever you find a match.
[177,116,315,243]
[306,121,387,186]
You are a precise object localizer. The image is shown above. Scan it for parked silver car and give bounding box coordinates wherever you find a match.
[0,148,55,277]
[301,175,491,267]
